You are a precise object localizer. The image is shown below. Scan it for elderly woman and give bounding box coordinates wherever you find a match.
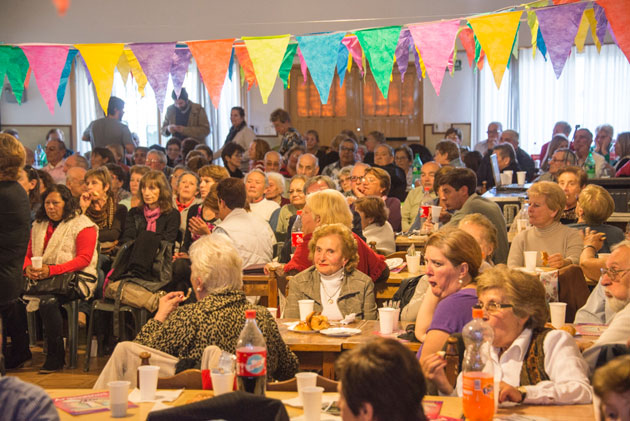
[336,338,427,421]
[613,132,630,173]
[424,265,593,405]
[286,224,377,320]
[273,175,306,241]
[354,196,395,255]
[338,166,354,196]
[119,165,150,210]
[508,181,582,268]
[94,235,299,388]
[557,166,587,224]
[394,145,414,190]
[24,185,98,372]
[265,171,289,207]
[278,189,388,284]
[359,167,401,232]
[593,355,630,421]
[173,170,202,251]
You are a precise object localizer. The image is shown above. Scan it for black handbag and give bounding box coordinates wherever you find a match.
[23,271,97,300]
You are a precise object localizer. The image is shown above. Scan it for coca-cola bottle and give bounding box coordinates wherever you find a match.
[236,309,267,395]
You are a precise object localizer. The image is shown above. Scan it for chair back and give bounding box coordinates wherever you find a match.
[242,266,279,308]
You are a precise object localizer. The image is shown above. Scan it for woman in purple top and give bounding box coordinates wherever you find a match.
[417,229,482,363]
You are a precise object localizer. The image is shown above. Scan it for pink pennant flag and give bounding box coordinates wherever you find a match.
[20,45,70,114]
[342,36,364,76]
[297,47,308,84]
[409,19,461,96]
[130,43,176,113]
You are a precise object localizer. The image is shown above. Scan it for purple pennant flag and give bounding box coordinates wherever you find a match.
[78,54,93,85]
[170,48,191,98]
[130,42,176,113]
[536,2,588,78]
[395,28,413,82]
[593,4,608,47]
[607,22,618,46]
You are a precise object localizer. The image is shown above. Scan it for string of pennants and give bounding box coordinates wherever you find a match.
[1,0,628,116]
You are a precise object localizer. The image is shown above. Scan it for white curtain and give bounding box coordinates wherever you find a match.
[476,58,512,144]
[112,71,160,147]
[74,60,100,155]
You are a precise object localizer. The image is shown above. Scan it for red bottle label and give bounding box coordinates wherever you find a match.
[236,349,267,376]
[291,232,304,247]
[420,205,430,219]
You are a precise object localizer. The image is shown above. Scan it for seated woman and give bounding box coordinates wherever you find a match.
[221,142,245,178]
[359,167,401,232]
[540,134,569,172]
[507,181,582,269]
[197,164,229,201]
[272,175,306,241]
[93,235,299,388]
[354,196,395,255]
[336,338,427,421]
[593,355,630,421]
[613,132,630,173]
[265,171,289,207]
[173,170,202,251]
[119,165,150,210]
[285,223,377,320]
[423,265,593,405]
[23,185,98,373]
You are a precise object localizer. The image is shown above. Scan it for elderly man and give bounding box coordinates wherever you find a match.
[401,161,440,232]
[245,169,280,222]
[594,124,614,163]
[363,131,385,165]
[65,167,87,198]
[573,128,609,177]
[500,130,535,181]
[211,178,274,267]
[146,149,173,178]
[539,121,572,162]
[434,140,464,168]
[583,241,630,372]
[296,153,319,178]
[536,148,578,182]
[42,139,67,183]
[373,143,407,202]
[557,166,586,224]
[348,162,370,203]
[161,88,210,142]
[474,122,502,156]
[270,108,303,156]
[82,96,134,153]
[322,138,357,180]
[477,143,521,188]
[264,151,282,173]
[63,153,89,173]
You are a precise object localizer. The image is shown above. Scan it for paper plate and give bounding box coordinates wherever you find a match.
[385,258,404,270]
[319,327,362,337]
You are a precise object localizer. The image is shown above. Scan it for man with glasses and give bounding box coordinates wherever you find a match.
[535,148,577,182]
[322,138,357,180]
[474,121,502,156]
[583,241,630,372]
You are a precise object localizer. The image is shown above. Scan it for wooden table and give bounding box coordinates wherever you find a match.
[395,234,429,251]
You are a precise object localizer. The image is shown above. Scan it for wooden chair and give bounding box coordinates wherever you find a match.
[242,266,279,308]
[157,369,203,389]
[385,251,407,260]
[267,374,339,392]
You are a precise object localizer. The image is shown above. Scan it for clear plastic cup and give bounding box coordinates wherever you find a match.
[108,380,130,418]
[301,386,324,421]
[138,365,160,401]
[295,372,317,405]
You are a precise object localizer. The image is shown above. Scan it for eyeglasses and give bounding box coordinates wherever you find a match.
[340,147,355,152]
[474,301,514,315]
[288,189,304,194]
[600,268,630,282]
[146,159,162,164]
[350,176,364,182]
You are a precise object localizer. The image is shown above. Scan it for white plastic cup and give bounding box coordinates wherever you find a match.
[108,380,130,418]
[517,171,526,185]
[500,172,511,185]
[210,370,235,396]
[295,372,318,405]
[138,365,160,401]
[406,253,421,275]
[431,205,442,223]
[378,307,395,335]
[301,386,324,421]
[31,256,43,269]
[298,299,314,321]
[267,307,278,318]
[549,302,567,328]
[392,308,401,332]
[503,170,513,182]
[524,251,537,272]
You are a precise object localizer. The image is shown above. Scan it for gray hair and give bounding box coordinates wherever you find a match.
[189,235,243,293]
[304,175,335,192]
[245,168,269,188]
[266,171,286,192]
[339,165,354,177]
[264,150,283,164]
[298,153,319,167]
[69,153,89,169]
[488,121,503,131]
[612,240,630,253]
[596,124,614,138]
[176,170,200,189]
[147,149,167,164]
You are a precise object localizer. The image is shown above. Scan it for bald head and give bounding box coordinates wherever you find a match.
[297,153,319,177]
[264,151,282,173]
[500,130,519,149]
[63,153,89,173]
[66,167,87,198]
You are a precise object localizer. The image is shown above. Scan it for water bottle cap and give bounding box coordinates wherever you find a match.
[245,309,256,319]
[472,308,484,319]
[296,210,302,216]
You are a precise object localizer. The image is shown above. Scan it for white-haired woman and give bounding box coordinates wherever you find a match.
[94,236,299,388]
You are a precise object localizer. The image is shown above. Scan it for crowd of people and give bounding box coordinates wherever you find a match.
[1,96,630,420]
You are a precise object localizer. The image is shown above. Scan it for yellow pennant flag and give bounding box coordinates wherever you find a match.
[574,10,590,53]
[467,11,523,89]
[347,52,353,72]
[242,34,290,104]
[525,0,549,58]
[117,52,131,85]
[75,44,125,113]
[123,49,148,97]
[416,47,427,79]
[585,8,600,52]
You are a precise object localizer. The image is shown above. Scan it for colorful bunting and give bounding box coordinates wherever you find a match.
[234,44,257,90]
[187,39,234,108]
[536,28,548,60]
[297,46,308,83]
[123,49,148,97]
[57,49,78,106]
[459,28,477,68]
[130,42,176,113]
[409,20,460,96]
[525,1,548,58]
[170,48,192,97]
[296,32,345,104]
[278,43,298,89]
[242,35,290,104]
[117,53,131,84]
[75,43,124,113]
[536,2,587,78]
[467,11,522,88]
[395,28,413,82]
[575,9,598,53]
[337,43,349,87]
[24,68,32,90]
[342,35,364,76]
[52,0,70,16]
[597,0,630,64]
[21,46,69,114]
[593,4,608,52]
[0,46,31,104]
[355,25,401,99]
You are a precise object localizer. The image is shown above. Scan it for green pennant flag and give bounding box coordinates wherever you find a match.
[0,46,30,104]
[355,25,401,99]
[278,43,298,89]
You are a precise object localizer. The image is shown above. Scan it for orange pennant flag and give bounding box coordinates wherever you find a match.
[52,0,70,16]
[234,44,257,90]
[598,0,630,65]
[187,39,235,108]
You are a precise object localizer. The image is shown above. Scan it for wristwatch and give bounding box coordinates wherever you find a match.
[517,386,527,402]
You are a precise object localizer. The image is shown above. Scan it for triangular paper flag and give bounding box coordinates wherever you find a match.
[355,25,401,98]
[597,0,630,64]
[75,43,125,113]
[170,48,192,97]
[593,4,608,53]
[342,35,364,76]
[278,43,298,89]
[123,49,148,97]
[468,11,522,88]
[243,35,291,104]
[24,68,32,90]
[130,42,176,113]
[414,47,427,79]
[536,3,588,78]
[228,49,235,81]
[409,20,460,96]
[117,53,131,84]
[234,44,257,90]
[395,28,413,82]
[459,28,478,68]
[296,32,345,104]
[187,39,235,108]
[52,0,70,16]
[584,8,601,52]
[553,0,580,3]
[0,46,30,104]
[511,24,520,62]
[57,49,78,106]
[297,46,308,83]
[21,45,69,114]
[525,1,548,58]
[337,43,349,87]
[575,9,597,53]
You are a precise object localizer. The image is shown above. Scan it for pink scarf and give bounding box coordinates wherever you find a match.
[143,205,161,232]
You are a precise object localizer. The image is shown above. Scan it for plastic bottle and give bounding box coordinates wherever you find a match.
[419,187,433,233]
[236,310,267,396]
[585,148,596,179]
[35,144,45,168]
[411,153,423,188]
[290,210,303,252]
[461,308,495,421]
[510,198,529,235]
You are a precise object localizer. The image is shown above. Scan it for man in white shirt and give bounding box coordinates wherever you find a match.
[211,178,274,268]
[245,169,280,222]
[583,241,630,372]
[474,121,502,156]
[573,128,612,177]
[42,139,66,183]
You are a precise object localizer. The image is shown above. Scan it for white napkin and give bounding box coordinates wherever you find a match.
[282,394,338,408]
[128,388,183,403]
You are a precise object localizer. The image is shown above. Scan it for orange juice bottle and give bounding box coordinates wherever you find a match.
[462,371,494,421]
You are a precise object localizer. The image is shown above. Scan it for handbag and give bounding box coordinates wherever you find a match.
[23,271,97,300]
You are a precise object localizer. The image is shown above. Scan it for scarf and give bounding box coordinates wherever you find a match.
[176,197,195,213]
[86,196,115,230]
[143,205,161,232]
[225,121,247,144]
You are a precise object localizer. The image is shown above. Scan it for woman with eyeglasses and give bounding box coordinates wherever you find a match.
[424,265,592,405]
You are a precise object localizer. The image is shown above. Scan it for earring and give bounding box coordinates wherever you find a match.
[458,278,463,284]
[196,286,203,292]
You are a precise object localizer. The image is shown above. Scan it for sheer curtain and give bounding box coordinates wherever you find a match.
[476,59,512,144]
[74,60,101,155]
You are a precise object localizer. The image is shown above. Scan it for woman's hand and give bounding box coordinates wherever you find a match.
[154,291,186,323]
[581,228,605,252]
[188,216,211,236]
[546,253,568,269]
[79,192,91,213]
[25,265,38,279]
[420,353,453,395]
[499,382,523,403]
[25,264,50,279]
[172,252,189,262]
